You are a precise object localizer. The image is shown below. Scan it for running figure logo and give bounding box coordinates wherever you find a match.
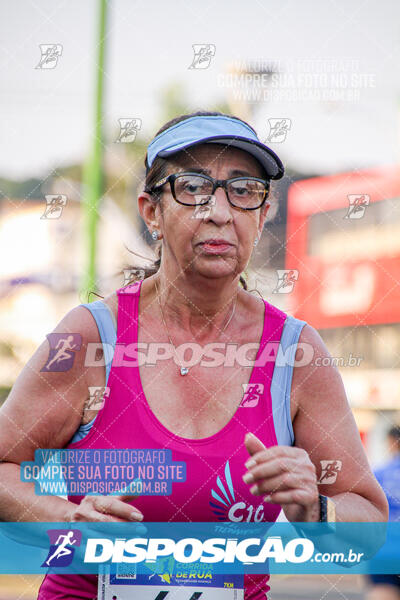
[266,119,291,143]
[40,194,67,219]
[123,268,145,285]
[35,44,63,69]
[147,555,176,584]
[317,460,342,484]
[273,270,298,294]
[41,333,82,372]
[240,383,264,408]
[188,44,216,69]
[85,386,110,411]
[115,118,142,143]
[344,194,370,219]
[42,529,81,567]
[191,195,216,219]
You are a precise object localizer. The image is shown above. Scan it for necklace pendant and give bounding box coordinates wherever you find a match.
[180,367,189,376]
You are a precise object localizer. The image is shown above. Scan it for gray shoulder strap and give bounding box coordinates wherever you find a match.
[270,315,307,446]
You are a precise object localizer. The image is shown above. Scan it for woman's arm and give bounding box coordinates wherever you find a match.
[0,305,91,521]
[243,324,388,523]
[289,324,388,522]
[0,305,142,523]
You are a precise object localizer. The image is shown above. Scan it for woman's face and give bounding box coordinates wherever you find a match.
[140,143,271,282]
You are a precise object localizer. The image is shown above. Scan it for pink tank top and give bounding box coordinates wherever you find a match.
[38,280,288,599]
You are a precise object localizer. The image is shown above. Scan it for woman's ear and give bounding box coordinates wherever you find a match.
[138,191,160,233]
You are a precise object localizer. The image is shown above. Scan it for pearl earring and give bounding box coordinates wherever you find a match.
[151,231,158,241]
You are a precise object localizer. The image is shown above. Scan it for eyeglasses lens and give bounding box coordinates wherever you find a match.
[174,174,266,208]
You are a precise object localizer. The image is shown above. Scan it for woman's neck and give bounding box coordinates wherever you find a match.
[150,272,243,340]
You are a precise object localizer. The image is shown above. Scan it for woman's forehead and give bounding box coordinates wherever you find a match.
[167,143,265,176]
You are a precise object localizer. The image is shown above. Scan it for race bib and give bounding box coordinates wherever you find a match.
[98,560,244,599]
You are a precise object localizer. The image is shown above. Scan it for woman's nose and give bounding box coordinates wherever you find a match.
[205,186,232,222]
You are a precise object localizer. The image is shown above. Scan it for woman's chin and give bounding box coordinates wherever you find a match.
[189,257,239,280]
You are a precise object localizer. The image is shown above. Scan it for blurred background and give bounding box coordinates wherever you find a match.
[1,0,400,597]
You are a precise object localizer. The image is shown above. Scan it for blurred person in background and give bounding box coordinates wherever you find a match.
[365,425,400,600]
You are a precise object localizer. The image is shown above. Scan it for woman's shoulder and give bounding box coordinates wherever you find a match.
[99,290,119,325]
[57,291,119,346]
[291,320,345,415]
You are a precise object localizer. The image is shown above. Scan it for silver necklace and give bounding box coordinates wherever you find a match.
[154,279,238,376]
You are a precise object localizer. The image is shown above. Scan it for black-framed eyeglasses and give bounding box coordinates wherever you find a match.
[145,171,271,210]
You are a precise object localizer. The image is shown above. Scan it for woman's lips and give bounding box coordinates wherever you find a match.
[197,240,234,254]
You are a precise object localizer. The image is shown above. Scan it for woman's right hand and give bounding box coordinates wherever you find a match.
[69,494,144,522]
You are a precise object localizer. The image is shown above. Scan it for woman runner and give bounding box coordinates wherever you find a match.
[0,111,388,599]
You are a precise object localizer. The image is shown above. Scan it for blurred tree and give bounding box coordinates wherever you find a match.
[0,177,45,201]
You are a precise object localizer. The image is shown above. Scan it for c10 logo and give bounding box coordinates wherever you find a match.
[228,503,264,522]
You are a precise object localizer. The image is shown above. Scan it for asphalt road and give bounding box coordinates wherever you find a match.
[269,574,368,599]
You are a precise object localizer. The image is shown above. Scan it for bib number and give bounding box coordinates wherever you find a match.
[98,564,244,599]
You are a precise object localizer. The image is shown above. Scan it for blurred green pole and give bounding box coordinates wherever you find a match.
[80,0,108,301]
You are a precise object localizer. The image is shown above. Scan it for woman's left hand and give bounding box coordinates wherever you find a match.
[243,432,320,522]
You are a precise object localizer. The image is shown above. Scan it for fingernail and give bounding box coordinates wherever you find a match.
[263,495,272,502]
[130,511,144,521]
[250,484,259,495]
[242,472,254,484]
[245,459,256,469]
